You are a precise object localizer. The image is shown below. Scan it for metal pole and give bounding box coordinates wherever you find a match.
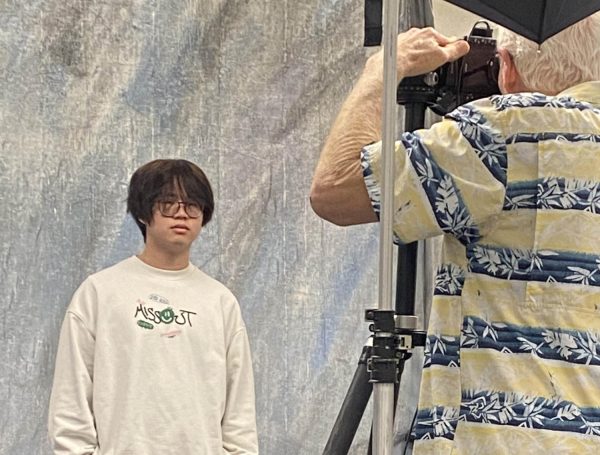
[373,0,399,454]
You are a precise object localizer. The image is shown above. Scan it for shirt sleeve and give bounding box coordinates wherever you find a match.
[361,100,508,245]
[48,305,98,454]
[221,324,258,454]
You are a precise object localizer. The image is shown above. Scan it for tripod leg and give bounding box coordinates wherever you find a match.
[323,345,373,455]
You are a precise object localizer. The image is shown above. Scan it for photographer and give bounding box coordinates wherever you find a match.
[311,16,600,454]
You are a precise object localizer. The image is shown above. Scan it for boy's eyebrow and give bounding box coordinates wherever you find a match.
[160,192,200,203]
[160,192,179,198]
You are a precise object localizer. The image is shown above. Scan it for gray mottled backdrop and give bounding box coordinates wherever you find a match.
[0,1,478,454]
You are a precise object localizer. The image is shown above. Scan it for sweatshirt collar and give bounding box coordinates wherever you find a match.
[130,256,195,280]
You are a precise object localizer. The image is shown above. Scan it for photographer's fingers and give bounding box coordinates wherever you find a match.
[395,28,470,78]
[418,28,470,61]
[442,39,470,62]
[428,27,454,44]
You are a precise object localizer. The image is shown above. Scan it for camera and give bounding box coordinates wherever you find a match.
[397,21,500,116]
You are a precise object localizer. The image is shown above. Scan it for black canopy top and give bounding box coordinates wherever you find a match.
[444,0,600,43]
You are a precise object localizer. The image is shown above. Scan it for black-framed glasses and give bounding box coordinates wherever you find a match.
[155,200,202,219]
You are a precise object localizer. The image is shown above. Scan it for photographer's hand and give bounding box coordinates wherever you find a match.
[365,27,470,81]
[310,28,469,227]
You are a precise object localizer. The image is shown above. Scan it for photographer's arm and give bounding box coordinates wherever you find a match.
[310,28,469,226]
[310,56,383,226]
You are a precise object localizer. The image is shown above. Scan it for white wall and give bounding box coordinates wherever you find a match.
[433,0,483,36]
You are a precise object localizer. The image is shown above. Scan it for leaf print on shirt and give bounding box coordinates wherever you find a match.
[447,104,507,185]
[461,316,600,366]
[462,318,479,349]
[434,263,466,296]
[424,334,460,368]
[466,245,600,287]
[490,92,600,112]
[413,406,461,441]
[504,192,536,210]
[472,246,502,274]
[566,266,599,285]
[542,330,578,359]
[415,158,439,187]
[435,175,459,215]
[461,390,600,437]
[573,330,600,365]
[400,131,481,244]
[506,177,600,212]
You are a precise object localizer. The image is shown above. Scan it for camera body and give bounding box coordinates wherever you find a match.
[397,21,500,116]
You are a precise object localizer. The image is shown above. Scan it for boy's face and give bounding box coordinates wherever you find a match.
[144,190,204,255]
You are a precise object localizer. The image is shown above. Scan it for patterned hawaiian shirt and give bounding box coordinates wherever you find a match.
[361,81,600,454]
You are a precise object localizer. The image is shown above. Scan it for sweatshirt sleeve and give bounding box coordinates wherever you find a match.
[48,309,98,455]
[222,325,258,454]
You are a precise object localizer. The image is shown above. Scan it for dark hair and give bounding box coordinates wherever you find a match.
[127,159,214,241]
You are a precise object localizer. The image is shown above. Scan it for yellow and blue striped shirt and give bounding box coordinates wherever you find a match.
[362,81,600,454]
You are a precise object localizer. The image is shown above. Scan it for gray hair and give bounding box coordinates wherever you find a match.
[496,13,600,94]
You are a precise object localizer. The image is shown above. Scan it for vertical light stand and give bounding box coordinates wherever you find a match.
[372,0,400,454]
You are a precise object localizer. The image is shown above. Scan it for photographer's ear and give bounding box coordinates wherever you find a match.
[497,48,528,94]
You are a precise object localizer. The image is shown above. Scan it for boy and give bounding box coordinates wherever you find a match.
[48,159,258,454]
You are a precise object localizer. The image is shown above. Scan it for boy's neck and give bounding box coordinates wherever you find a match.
[137,247,190,271]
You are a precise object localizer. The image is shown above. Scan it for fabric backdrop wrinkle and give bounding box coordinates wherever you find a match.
[0,1,450,453]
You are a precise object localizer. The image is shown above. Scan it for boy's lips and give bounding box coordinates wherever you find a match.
[171,224,189,230]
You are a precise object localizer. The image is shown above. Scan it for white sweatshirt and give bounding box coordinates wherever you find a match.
[48,256,258,454]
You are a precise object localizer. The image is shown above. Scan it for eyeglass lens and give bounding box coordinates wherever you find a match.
[158,201,202,218]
